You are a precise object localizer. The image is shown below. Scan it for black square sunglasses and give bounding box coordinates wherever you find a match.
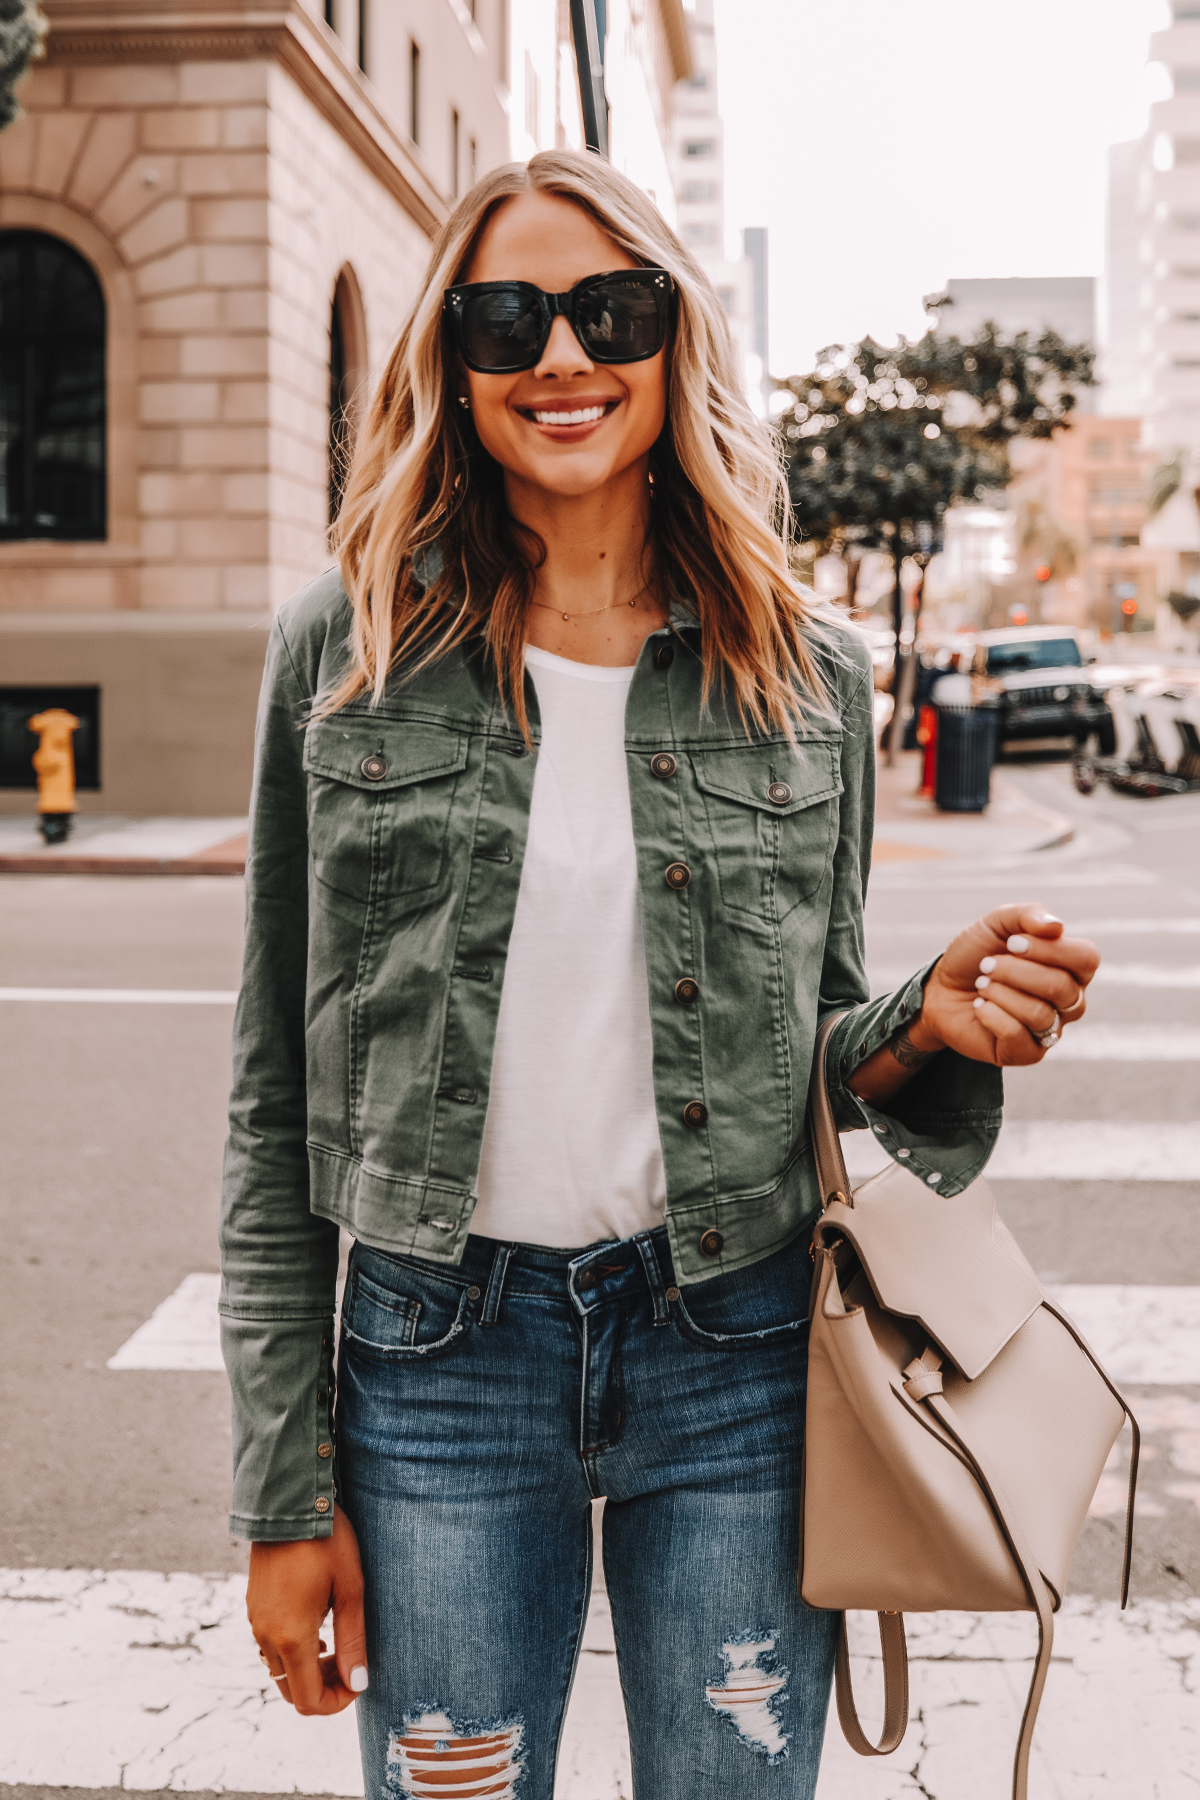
[443,267,673,374]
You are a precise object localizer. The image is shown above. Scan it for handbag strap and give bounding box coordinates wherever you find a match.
[810,1012,852,1207]
[833,1610,909,1757]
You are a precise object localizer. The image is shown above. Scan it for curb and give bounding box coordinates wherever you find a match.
[0,853,245,875]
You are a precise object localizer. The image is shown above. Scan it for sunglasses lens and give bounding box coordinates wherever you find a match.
[576,278,664,362]
[460,290,545,370]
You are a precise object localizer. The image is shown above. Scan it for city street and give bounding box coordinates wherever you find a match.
[2,756,1198,1800]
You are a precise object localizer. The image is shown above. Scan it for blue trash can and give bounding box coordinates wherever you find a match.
[934,703,997,813]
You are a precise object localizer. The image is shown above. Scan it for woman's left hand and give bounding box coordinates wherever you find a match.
[911,903,1100,1068]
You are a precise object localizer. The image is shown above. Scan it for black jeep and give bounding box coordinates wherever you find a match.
[978,628,1116,755]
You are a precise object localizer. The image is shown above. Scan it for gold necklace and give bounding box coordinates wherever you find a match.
[529,581,655,623]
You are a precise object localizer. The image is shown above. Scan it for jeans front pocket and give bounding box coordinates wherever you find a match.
[341,1248,474,1362]
[671,1234,811,1353]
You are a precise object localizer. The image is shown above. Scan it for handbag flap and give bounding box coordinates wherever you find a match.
[814,1164,1043,1380]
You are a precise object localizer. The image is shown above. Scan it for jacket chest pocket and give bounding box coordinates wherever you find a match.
[692,739,843,923]
[303,718,468,901]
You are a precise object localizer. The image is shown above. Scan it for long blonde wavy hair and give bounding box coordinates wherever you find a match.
[325,149,827,739]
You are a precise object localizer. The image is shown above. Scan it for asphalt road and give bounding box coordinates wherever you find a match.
[1,755,1198,1800]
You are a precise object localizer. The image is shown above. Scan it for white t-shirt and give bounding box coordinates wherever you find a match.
[471,644,668,1248]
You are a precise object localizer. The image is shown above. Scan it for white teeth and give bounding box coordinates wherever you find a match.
[531,405,606,425]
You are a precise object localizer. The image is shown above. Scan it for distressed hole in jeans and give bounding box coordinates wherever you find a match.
[704,1630,790,1762]
[387,1708,525,1799]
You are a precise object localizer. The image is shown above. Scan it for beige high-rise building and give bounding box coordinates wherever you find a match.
[0,0,688,816]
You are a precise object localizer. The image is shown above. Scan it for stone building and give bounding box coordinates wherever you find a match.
[0,0,688,816]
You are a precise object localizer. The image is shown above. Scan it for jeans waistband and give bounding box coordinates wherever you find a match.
[356,1225,676,1330]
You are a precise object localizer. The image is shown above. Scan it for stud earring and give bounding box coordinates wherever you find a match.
[457,395,470,410]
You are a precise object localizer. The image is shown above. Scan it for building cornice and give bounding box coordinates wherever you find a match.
[42,0,448,237]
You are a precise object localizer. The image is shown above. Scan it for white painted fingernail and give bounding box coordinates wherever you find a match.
[1007,935,1030,953]
[350,1665,369,1692]
[975,976,990,990]
[1033,911,1061,924]
[973,996,985,1009]
[979,957,997,974]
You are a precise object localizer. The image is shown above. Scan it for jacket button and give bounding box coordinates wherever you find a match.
[699,1229,723,1257]
[665,861,691,890]
[650,752,677,779]
[361,754,389,781]
[767,781,792,804]
[654,642,675,670]
[315,1496,331,1513]
[316,1390,327,1405]
[674,977,699,1005]
[683,1099,708,1128]
[317,1442,332,1458]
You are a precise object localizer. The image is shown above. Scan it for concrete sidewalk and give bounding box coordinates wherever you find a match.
[872,749,1073,863]
[0,750,1069,878]
[0,815,247,874]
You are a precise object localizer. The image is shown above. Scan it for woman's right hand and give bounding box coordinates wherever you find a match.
[247,1504,368,1714]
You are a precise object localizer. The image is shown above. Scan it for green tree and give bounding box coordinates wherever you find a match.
[0,0,45,130]
[775,307,1096,741]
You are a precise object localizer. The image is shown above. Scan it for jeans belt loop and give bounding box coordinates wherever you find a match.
[480,1244,513,1328]
[634,1232,670,1327]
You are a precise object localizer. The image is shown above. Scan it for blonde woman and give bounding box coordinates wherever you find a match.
[221,151,1098,1799]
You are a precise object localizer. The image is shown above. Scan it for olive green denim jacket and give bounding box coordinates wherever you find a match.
[219,569,1002,1541]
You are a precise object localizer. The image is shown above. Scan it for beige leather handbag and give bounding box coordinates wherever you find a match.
[800,1016,1140,1800]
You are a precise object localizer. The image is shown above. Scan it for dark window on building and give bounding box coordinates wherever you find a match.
[0,686,101,790]
[410,40,421,143]
[0,232,106,541]
[451,107,460,196]
[329,296,350,526]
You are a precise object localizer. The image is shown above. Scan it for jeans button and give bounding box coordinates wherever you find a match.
[578,1269,596,1290]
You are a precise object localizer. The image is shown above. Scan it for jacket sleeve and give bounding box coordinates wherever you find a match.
[816,650,1003,1199]
[219,618,340,1542]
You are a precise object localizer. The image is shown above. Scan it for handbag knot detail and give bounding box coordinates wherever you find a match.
[902,1347,944,1401]
[799,1013,1140,1800]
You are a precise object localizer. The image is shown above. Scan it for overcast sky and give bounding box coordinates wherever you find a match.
[710,0,1170,378]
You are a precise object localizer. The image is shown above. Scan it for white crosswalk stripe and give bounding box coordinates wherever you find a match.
[108,1272,1200,1384]
[106,1274,223,1371]
[845,1119,1200,1185]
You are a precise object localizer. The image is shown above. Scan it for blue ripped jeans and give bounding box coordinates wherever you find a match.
[336,1226,838,1800]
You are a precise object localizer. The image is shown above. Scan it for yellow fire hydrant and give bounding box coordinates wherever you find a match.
[28,708,80,844]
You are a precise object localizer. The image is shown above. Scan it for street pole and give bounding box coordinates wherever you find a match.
[569,0,608,155]
[883,541,904,764]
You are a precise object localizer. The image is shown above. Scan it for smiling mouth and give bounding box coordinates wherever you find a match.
[523,401,617,427]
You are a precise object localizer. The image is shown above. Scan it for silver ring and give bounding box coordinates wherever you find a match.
[1060,984,1085,1021]
[1034,1012,1061,1049]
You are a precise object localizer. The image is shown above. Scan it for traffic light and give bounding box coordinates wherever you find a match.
[1034,565,1052,583]
[1120,598,1138,617]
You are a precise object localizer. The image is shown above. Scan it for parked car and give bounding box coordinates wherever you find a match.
[976,627,1115,755]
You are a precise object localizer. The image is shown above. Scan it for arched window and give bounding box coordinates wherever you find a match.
[0,231,106,540]
[329,266,367,527]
